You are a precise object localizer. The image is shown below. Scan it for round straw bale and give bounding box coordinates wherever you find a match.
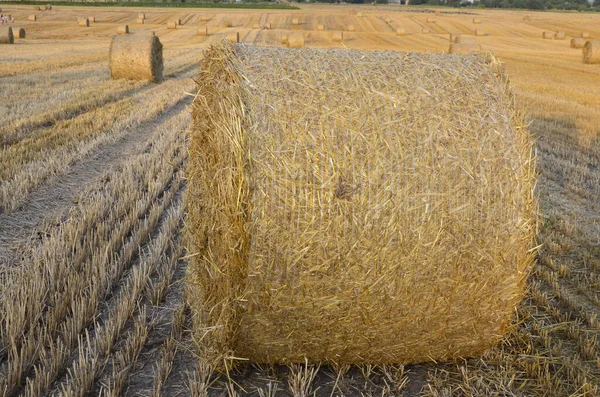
[581,32,590,39]
[137,18,145,24]
[570,38,585,49]
[317,24,324,31]
[78,18,89,27]
[554,31,565,40]
[455,35,477,44]
[292,17,299,26]
[427,18,436,23]
[583,40,600,64]
[287,33,304,48]
[332,31,343,42]
[198,26,208,36]
[33,5,40,10]
[88,16,95,23]
[28,15,37,22]
[264,23,271,30]
[396,27,406,36]
[280,33,288,44]
[201,16,210,22]
[222,20,232,28]
[13,27,25,39]
[473,18,481,24]
[450,32,461,42]
[187,42,537,366]
[542,31,553,39]
[45,4,52,10]
[252,23,260,29]
[138,13,145,19]
[167,21,177,29]
[523,15,531,21]
[474,29,485,36]
[0,27,14,44]
[109,34,163,82]
[385,17,392,23]
[226,32,239,43]
[117,25,129,35]
[347,24,355,32]
[422,27,430,34]
[449,43,482,54]
[176,18,182,25]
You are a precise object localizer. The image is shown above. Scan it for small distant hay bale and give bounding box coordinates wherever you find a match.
[435,10,441,16]
[292,17,299,26]
[188,42,537,367]
[88,16,95,23]
[357,12,363,17]
[222,20,232,28]
[542,31,553,39]
[384,17,392,23]
[13,27,25,39]
[581,32,590,39]
[475,29,485,36]
[198,26,208,36]
[422,27,430,34]
[0,27,14,44]
[252,23,261,29]
[554,31,565,40]
[287,33,305,48]
[45,4,52,10]
[138,13,145,19]
[347,24,355,32]
[28,15,37,22]
[583,40,600,64]
[78,18,89,27]
[264,23,271,30]
[117,25,129,35]
[280,33,288,44]
[396,27,406,36]
[427,18,436,23]
[317,24,325,31]
[570,38,585,49]
[523,15,531,21]
[201,16,210,22]
[167,21,177,29]
[176,19,182,25]
[109,34,163,82]
[455,35,477,44]
[137,18,145,24]
[226,32,239,43]
[473,18,481,24]
[332,31,343,42]
[450,32,461,42]
[449,43,482,54]
[33,5,40,10]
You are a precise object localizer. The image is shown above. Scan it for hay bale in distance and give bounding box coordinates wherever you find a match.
[347,24,355,32]
[280,33,288,44]
[317,24,324,31]
[473,18,481,24]
[167,21,177,29]
[449,43,482,54]
[176,18,182,25]
[332,31,343,42]
[33,5,40,10]
[0,27,14,44]
[385,17,392,23]
[581,32,590,39]
[198,26,208,36]
[117,25,129,35]
[427,18,436,23]
[554,31,566,40]
[292,17,299,26]
[222,20,232,28]
[78,18,89,27]
[138,13,145,19]
[396,27,406,36]
[109,34,163,82]
[28,15,37,22]
[13,27,25,39]
[45,4,52,10]
[200,16,210,22]
[137,18,145,24]
[187,42,537,366]
[456,35,477,44]
[583,40,600,64]
[422,27,430,34]
[88,16,95,23]
[542,31,553,39]
[226,32,239,43]
[435,10,441,16]
[570,38,585,49]
[287,33,305,48]
[450,32,461,42]
[264,23,271,30]
[475,29,485,36]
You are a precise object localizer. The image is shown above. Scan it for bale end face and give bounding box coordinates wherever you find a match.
[252,23,261,29]
[280,34,289,45]
[109,34,163,82]
[474,29,485,36]
[264,23,271,30]
[317,24,325,31]
[78,18,89,27]
[583,40,600,64]
[88,16,95,23]
[13,27,25,39]
[198,27,208,36]
[167,21,177,29]
[0,27,14,44]
[138,13,145,19]
[473,18,481,24]
[427,18,436,23]
[28,15,37,22]
[137,18,145,24]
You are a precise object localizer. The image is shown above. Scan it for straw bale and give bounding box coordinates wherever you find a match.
[176,19,182,25]
[554,31,565,40]
[427,18,436,23]
[542,31,553,39]
[583,40,600,64]
[292,17,299,26]
[109,34,163,82]
[138,13,145,19]
[581,32,590,39]
[280,33,288,44]
[198,26,208,36]
[167,21,177,29]
[422,27,430,34]
[385,17,392,23]
[357,12,363,17]
[473,18,481,24]
[0,27,14,44]
[435,10,441,16]
[317,24,324,31]
[287,33,304,48]
[264,23,271,30]
[455,35,476,44]
[88,16,95,23]
[450,32,461,42]
[332,31,343,42]
[201,16,210,22]
[226,32,239,43]
[33,5,40,10]
[222,20,232,28]
[252,23,260,29]
[137,18,145,24]
[13,28,25,39]
[28,15,37,22]
[78,18,89,27]
[186,42,537,367]
[347,24,355,32]
[570,38,585,49]
[474,29,485,36]
[449,43,482,54]
[45,4,52,10]
[117,25,129,35]
[396,27,406,36]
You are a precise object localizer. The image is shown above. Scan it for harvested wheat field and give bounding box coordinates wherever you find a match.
[0,3,599,397]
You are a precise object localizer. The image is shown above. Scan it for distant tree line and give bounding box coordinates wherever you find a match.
[311,0,598,11]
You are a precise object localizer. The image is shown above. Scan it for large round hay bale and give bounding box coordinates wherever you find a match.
[226,32,239,43]
[109,34,163,82]
[167,21,177,29]
[13,27,25,39]
[117,25,129,35]
[0,27,14,44]
[542,31,553,39]
[280,33,288,45]
[88,16,95,23]
[554,31,566,40]
[45,4,52,10]
[474,29,485,36]
[187,42,537,367]
[78,18,89,27]
[581,32,590,39]
[287,33,304,48]
[456,35,477,44]
[332,31,343,42]
[137,18,145,24]
[473,18,481,24]
[138,13,145,19]
[449,43,482,54]
[450,32,461,42]
[347,24,355,32]
[422,27,430,34]
[28,15,37,22]
[396,27,406,36]
[570,38,585,49]
[292,17,299,26]
[317,24,324,31]
[198,26,208,36]
[583,40,600,64]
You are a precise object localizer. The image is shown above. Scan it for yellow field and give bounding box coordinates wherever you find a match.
[0,3,599,396]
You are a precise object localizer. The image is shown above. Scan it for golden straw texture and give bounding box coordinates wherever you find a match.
[449,43,482,54]
[13,27,25,39]
[581,32,590,38]
[137,18,145,24]
[570,38,585,49]
[475,29,485,36]
[28,15,37,22]
[317,24,324,31]
[396,27,406,36]
[450,32,461,42]
[456,36,477,44]
[292,17,299,25]
[473,18,481,24]
[554,31,566,40]
[0,27,14,44]
[109,35,163,82]
[138,13,145,19]
[186,42,537,367]
[78,18,89,27]
[117,25,129,35]
[542,31,553,39]
[280,33,288,44]
[198,26,208,36]
[332,31,343,42]
[422,27,431,34]
[583,40,600,64]
[226,32,239,43]
[347,24,355,32]
[287,33,305,48]
[88,16,95,23]
[167,21,177,29]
